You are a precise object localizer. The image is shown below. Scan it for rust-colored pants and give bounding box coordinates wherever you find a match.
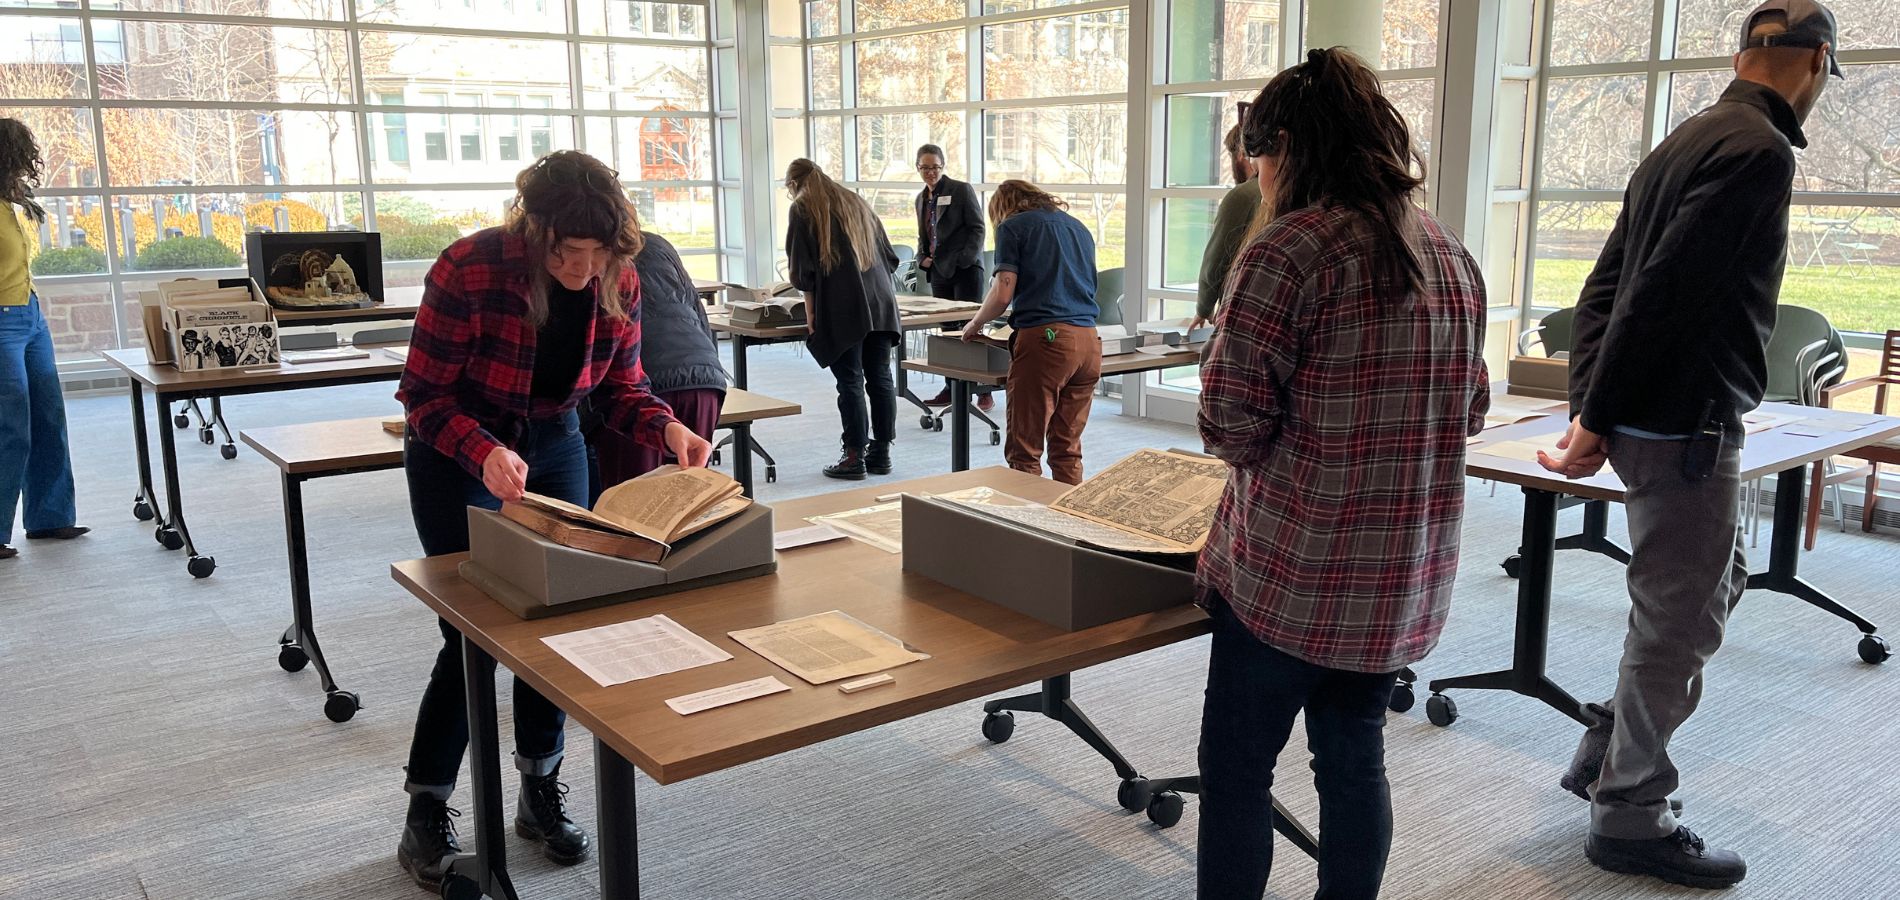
[1005,323,1101,484]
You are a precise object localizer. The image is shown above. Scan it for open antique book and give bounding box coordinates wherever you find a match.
[502,466,750,563]
[946,449,1227,555]
[725,285,806,326]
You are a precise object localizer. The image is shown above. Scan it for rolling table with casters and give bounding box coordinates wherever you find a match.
[1423,401,1900,729]
[103,344,411,579]
[393,467,1323,900]
[904,346,1205,473]
[239,390,800,723]
[708,308,982,482]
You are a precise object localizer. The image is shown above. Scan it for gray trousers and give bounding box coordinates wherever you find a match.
[1580,433,1749,839]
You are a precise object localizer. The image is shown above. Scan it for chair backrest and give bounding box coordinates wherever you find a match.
[892,243,915,264]
[1095,267,1125,327]
[1536,307,1578,356]
[1764,304,1842,403]
[1882,329,1900,379]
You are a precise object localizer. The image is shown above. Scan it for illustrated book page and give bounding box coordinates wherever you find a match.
[1046,449,1227,552]
[728,610,928,685]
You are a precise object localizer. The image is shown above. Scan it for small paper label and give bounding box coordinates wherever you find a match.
[773,523,848,550]
[936,195,952,206]
[665,676,791,715]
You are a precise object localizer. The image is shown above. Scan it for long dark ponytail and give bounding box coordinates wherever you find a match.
[1242,47,1427,297]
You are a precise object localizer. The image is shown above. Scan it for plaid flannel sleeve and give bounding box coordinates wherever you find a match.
[597,277,680,450]
[1198,241,1306,467]
[398,254,503,478]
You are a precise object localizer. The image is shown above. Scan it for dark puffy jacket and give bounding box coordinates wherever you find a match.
[633,233,727,394]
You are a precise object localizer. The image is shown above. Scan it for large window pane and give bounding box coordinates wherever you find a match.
[1532,200,1620,309]
[1162,91,1255,188]
[95,0,347,18]
[1665,69,1728,133]
[583,115,710,181]
[985,0,1098,13]
[856,0,961,32]
[1054,191,1126,269]
[1168,0,1279,84]
[103,108,361,186]
[630,185,715,251]
[1794,64,1900,195]
[1785,205,1900,335]
[863,188,922,252]
[981,104,1126,185]
[0,17,91,99]
[362,33,572,108]
[1678,0,1900,59]
[1548,0,1651,66]
[856,30,966,108]
[811,43,842,109]
[374,190,514,263]
[580,44,708,111]
[360,0,565,32]
[807,0,839,38]
[984,11,1129,101]
[856,110,965,181]
[578,1,706,39]
[770,44,802,110]
[0,106,97,187]
[1381,0,1439,70]
[1385,77,1436,176]
[109,190,357,271]
[811,115,844,173]
[95,21,352,105]
[1162,198,1218,290]
[1540,75,1645,190]
[16,198,108,275]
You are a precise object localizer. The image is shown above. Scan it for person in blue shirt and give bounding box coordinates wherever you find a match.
[958,180,1099,484]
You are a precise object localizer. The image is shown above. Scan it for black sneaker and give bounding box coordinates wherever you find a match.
[516,769,589,865]
[25,526,89,540]
[864,441,892,475]
[0,545,16,560]
[396,794,463,892]
[823,449,867,480]
[1587,826,1745,889]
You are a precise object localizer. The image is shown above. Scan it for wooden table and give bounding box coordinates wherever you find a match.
[391,467,1316,899]
[903,346,1204,472]
[1424,400,1900,728]
[103,345,411,578]
[239,389,801,723]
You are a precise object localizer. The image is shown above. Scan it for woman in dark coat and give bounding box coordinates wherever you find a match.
[783,158,901,480]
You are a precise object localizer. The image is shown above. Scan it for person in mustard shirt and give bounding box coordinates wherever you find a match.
[0,119,86,561]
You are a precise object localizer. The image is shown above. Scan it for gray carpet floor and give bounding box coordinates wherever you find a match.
[5,340,1898,900]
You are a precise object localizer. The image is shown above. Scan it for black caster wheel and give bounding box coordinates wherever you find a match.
[981,711,1015,744]
[278,644,309,673]
[133,500,155,521]
[1501,555,1523,579]
[187,555,216,578]
[1388,681,1416,713]
[919,414,936,430]
[1426,694,1459,727]
[932,419,945,433]
[156,527,184,551]
[710,450,723,466]
[173,412,190,429]
[198,426,215,445]
[324,691,361,723]
[1147,791,1185,828]
[220,443,237,460]
[766,466,778,484]
[1859,634,1892,664]
[1117,778,1148,812]
[989,432,1001,446]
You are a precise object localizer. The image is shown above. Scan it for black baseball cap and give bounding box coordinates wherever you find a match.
[1740,0,1845,79]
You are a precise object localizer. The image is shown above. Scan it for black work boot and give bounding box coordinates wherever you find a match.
[516,767,589,865]
[1587,825,1746,889]
[865,440,893,475]
[396,791,463,892]
[823,447,867,480]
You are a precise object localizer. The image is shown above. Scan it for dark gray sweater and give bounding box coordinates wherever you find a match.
[633,233,726,395]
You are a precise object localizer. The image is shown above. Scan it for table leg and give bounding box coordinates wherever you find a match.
[128,382,166,529]
[730,422,755,497]
[1427,488,1591,727]
[154,391,215,577]
[1552,500,1631,564]
[444,635,521,900]
[596,736,642,900]
[210,395,237,459]
[895,330,932,416]
[279,473,357,722]
[949,379,971,472]
[730,335,751,390]
[1746,467,1885,660]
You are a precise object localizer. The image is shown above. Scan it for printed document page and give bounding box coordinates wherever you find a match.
[729,611,927,685]
[541,615,733,688]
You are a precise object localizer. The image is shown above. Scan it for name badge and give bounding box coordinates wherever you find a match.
[936,195,952,207]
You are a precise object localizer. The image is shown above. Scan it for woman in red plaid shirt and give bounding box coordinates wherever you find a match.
[393,151,712,891]
[1194,50,1490,899]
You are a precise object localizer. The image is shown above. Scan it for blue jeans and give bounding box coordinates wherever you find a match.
[402,409,589,792]
[1198,594,1397,900]
[0,294,77,545]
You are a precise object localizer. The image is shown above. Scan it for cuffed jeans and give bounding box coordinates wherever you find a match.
[0,294,77,545]
[1583,433,1747,839]
[1198,593,1397,900]
[402,410,588,793]
[829,330,898,452]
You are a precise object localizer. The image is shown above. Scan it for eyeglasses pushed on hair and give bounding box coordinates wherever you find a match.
[530,155,621,192]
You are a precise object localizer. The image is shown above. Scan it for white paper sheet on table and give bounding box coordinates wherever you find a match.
[541,615,732,687]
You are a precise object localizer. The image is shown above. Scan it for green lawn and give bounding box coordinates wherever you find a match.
[1531,258,1900,335]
